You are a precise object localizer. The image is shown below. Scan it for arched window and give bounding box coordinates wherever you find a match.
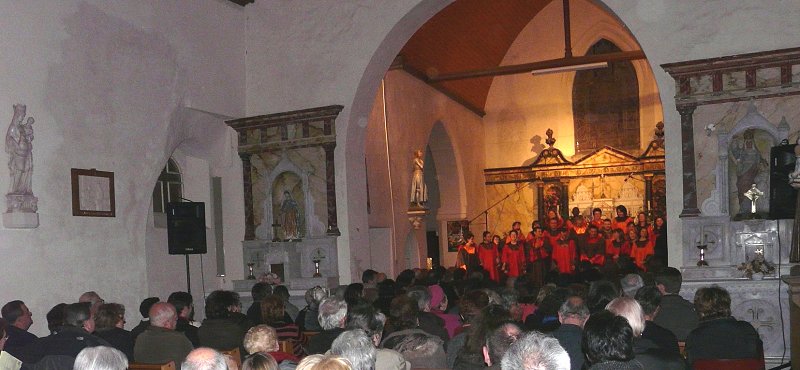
[152,158,182,213]
[572,39,640,154]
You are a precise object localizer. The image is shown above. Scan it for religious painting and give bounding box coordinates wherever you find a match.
[446,220,469,252]
[272,171,304,240]
[728,129,771,218]
[543,183,562,215]
[71,168,115,217]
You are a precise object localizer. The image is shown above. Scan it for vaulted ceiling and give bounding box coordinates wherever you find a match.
[398,0,554,115]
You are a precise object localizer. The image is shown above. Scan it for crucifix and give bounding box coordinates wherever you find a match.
[744,183,764,214]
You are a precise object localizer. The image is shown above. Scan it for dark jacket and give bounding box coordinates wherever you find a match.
[642,320,679,354]
[551,323,584,370]
[4,325,37,359]
[653,294,698,341]
[134,326,194,369]
[175,318,200,347]
[685,316,762,365]
[587,360,644,370]
[632,337,686,370]
[18,326,109,365]
[417,312,448,343]
[381,328,446,369]
[197,314,250,352]
[94,327,134,360]
[306,328,345,355]
[129,319,150,342]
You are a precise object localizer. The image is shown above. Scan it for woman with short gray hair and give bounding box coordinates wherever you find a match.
[73,346,128,370]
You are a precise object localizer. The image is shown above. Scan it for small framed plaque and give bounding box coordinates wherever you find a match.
[71,168,115,217]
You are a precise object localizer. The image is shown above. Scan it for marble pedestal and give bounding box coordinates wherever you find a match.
[3,211,38,228]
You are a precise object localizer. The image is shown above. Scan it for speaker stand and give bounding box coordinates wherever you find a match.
[185,255,192,295]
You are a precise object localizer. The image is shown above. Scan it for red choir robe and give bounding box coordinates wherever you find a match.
[582,234,606,266]
[630,239,655,269]
[527,235,549,261]
[612,217,634,233]
[551,238,576,274]
[605,238,630,259]
[501,243,526,278]
[478,242,499,282]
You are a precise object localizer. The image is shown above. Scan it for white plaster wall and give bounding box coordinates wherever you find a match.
[0,0,245,335]
[244,0,800,274]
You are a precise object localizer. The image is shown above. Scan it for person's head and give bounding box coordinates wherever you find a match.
[603,219,612,230]
[637,212,647,224]
[464,231,475,243]
[571,207,581,218]
[547,209,557,220]
[205,290,241,319]
[251,283,273,302]
[346,304,386,346]
[296,355,352,370]
[557,296,589,327]
[2,300,33,330]
[492,235,501,244]
[626,228,637,241]
[655,267,683,294]
[242,352,278,370]
[139,297,160,319]
[344,283,364,307]
[168,291,194,320]
[47,303,67,333]
[330,329,376,370]
[615,205,628,218]
[387,295,419,330]
[94,303,125,331]
[533,226,543,237]
[694,286,732,321]
[605,297,645,337]
[260,295,286,325]
[638,227,649,240]
[483,321,522,367]
[588,225,599,238]
[587,280,620,314]
[582,310,635,366]
[406,286,432,312]
[512,221,521,230]
[318,297,347,330]
[64,302,94,333]
[508,229,518,242]
[149,302,178,330]
[612,229,623,242]
[73,346,128,370]
[548,218,559,230]
[620,274,644,297]
[272,285,290,301]
[460,290,491,321]
[592,208,602,220]
[500,331,570,370]
[634,286,661,321]
[482,231,492,243]
[361,269,378,285]
[243,324,279,354]
[79,291,104,306]
[304,286,329,309]
[428,284,447,312]
[655,216,665,228]
[182,347,228,370]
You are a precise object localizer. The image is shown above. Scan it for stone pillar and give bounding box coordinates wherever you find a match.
[644,174,653,213]
[240,153,255,241]
[536,182,545,222]
[324,143,340,236]
[678,104,701,217]
[781,275,800,367]
[560,180,569,219]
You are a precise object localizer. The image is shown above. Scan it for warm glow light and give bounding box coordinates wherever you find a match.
[531,62,608,76]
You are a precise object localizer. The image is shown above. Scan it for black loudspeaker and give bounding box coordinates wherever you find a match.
[167,202,207,255]
[769,144,797,219]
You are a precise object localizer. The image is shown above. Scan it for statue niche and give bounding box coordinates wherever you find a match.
[272,171,305,241]
[728,129,771,219]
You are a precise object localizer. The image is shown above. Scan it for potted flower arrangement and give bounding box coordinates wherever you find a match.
[737,249,775,279]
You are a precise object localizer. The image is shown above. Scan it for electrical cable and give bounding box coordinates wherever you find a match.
[776,221,786,365]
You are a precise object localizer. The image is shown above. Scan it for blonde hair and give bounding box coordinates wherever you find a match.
[296,355,352,370]
[243,325,279,354]
[606,297,645,336]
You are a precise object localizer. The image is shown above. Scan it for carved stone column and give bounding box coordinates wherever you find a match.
[323,143,340,236]
[678,104,701,217]
[239,153,256,241]
[781,275,800,367]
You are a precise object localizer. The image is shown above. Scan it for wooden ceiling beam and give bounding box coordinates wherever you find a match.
[427,50,647,83]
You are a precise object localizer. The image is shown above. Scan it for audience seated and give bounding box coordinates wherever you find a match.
[482,321,521,370]
[605,297,685,370]
[619,274,644,298]
[404,286,448,343]
[20,302,109,366]
[79,292,105,315]
[93,303,134,360]
[274,286,300,323]
[74,346,128,370]
[427,285,460,339]
[380,295,446,369]
[500,331,570,370]
[1,300,37,358]
[586,280,620,314]
[330,329,376,370]
[182,347,228,370]
[551,295,589,370]
[306,297,347,355]
[345,303,409,370]
[168,292,200,347]
[685,285,763,365]
[131,297,160,342]
[242,352,279,370]
[295,286,327,332]
[524,287,568,332]
[344,283,365,308]
[198,290,250,353]
[452,290,489,337]
[134,302,193,368]
[295,354,352,370]
[582,310,642,369]
[247,283,273,325]
[260,295,303,357]
[243,324,299,366]
[634,285,679,354]
[653,267,698,340]
[451,305,511,370]
[46,303,67,335]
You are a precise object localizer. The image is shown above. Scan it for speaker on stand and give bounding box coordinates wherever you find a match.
[769,144,798,220]
[167,202,207,294]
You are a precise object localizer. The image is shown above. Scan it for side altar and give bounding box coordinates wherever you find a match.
[226,106,344,295]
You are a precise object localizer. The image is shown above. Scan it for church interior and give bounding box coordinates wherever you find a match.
[3,0,800,367]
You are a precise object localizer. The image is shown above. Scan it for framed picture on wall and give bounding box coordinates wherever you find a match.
[71,168,116,217]
[446,220,470,252]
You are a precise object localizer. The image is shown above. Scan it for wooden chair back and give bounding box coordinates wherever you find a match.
[221,347,242,370]
[128,361,176,370]
[278,340,295,355]
[678,341,686,358]
[301,331,320,347]
[692,358,765,370]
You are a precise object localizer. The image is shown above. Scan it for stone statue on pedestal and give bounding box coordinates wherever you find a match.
[410,149,427,208]
[4,104,39,228]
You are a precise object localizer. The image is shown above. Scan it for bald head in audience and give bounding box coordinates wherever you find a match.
[149,302,178,330]
[182,347,228,370]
